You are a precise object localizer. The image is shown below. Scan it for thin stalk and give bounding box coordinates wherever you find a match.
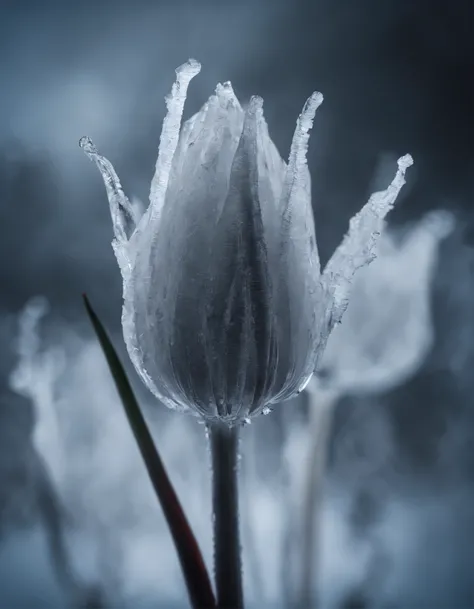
[280,406,303,607]
[33,453,108,608]
[33,454,79,596]
[208,422,244,609]
[296,388,336,609]
[242,427,265,606]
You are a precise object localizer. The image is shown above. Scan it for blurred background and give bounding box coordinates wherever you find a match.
[0,0,473,607]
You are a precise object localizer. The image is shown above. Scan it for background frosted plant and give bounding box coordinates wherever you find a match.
[80,59,412,608]
[9,298,224,608]
[10,298,111,609]
[316,209,455,395]
[290,209,455,608]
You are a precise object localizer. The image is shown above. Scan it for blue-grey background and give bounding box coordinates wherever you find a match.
[0,0,473,607]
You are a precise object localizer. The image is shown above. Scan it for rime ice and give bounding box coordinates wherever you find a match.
[80,59,413,424]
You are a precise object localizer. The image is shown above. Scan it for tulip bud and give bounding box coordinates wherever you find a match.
[80,59,412,424]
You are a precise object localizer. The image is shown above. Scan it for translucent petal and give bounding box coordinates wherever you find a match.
[79,137,136,245]
[205,97,277,417]
[79,132,170,403]
[126,84,248,418]
[148,59,201,222]
[164,81,244,220]
[322,154,413,329]
[279,91,323,276]
[269,93,324,402]
[252,97,287,246]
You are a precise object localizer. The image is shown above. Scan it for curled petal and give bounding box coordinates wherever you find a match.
[79,137,136,246]
[322,154,413,329]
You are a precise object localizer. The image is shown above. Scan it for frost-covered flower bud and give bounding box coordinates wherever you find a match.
[80,59,412,424]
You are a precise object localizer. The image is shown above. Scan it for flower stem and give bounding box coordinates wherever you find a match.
[296,390,335,609]
[208,422,244,609]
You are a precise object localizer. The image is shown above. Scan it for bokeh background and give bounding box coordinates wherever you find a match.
[1,0,473,607]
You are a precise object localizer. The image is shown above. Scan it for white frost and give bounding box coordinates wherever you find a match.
[280,91,324,275]
[323,154,414,328]
[79,136,136,276]
[79,59,414,422]
[148,59,202,222]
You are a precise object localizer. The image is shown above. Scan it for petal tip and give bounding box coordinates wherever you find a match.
[310,91,324,107]
[398,153,414,171]
[302,91,324,119]
[296,91,324,137]
[79,136,97,155]
[176,58,202,78]
[248,95,264,111]
[215,80,238,102]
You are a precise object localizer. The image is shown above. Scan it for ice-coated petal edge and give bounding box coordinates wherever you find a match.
[323,154,413,327]
[279,91,324,273]
[79,136,136,276]
[148,59,201,221]
[280,92,323,223]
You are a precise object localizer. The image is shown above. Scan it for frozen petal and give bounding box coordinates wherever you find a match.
[79,137,138,278]
[79,137,136,245]
[147,59,201,222]
[164,80,244,221]
[252,97,287,252]
[207,97,277,416]
[126,84,250,418]
[279,91,323,275]
[269,93,324,401]
[323,154,413,329]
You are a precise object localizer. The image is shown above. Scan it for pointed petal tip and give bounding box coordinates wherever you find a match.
[296,91,324,139]
[176,58,202,78]
[216,80,234,92]
[302,91,324,117]
[79,136,97,155]
[398,153,414,171]
[310,91,324,107]
[248,95,264,112]
[215,80,240,106]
